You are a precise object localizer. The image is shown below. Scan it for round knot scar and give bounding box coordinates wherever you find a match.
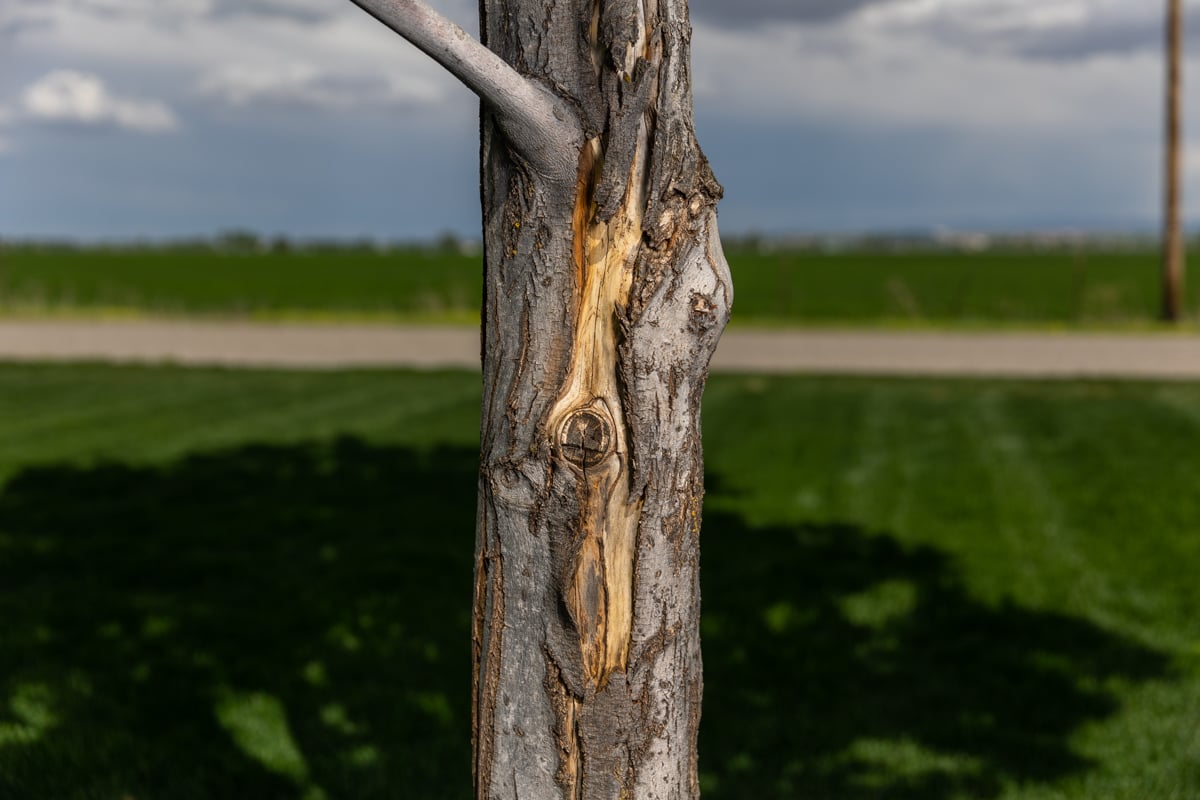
[559,410,612,468]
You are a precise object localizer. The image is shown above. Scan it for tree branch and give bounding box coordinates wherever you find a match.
[348,0,582,178]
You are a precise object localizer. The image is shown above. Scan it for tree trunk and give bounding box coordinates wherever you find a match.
[346,1,730,793]
[1164,0,1185,322]
[470,2,729,798]
[475,0,734,796]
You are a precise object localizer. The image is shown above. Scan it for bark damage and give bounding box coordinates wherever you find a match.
[546,127,645,692]
[473,0,731,798]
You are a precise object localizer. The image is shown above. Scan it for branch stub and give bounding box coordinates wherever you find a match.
[559,410,612,469]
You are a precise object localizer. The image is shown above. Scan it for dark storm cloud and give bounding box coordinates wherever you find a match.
[924,15,1183,62]
[689,0,891,27]
[1016,26,1152,60]
[689,0,1191,61]
[1011,17,1200,61]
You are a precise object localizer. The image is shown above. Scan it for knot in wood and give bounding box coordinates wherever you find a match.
[559,410,612,468]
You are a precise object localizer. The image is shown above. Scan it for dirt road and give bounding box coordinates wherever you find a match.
[1,320,1198,379]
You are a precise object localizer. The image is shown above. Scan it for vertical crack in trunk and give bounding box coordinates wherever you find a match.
[472,496,505,800]
[549,118,650,690]
[546,649,584,799]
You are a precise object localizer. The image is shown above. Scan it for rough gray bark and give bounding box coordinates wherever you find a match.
[1163,0,1185,322]
[348,1,731,796]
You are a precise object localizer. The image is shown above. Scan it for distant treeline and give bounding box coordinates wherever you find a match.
[0,230,483,257]
[0,229,1173,256]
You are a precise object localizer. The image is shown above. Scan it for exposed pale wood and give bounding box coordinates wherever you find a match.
[545,125,650,688]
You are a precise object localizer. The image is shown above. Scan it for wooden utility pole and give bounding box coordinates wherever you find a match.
[1164,0,1185,321]
[347,1,732,796]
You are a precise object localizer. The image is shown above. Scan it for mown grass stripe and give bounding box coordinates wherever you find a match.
[0,365,1194,799]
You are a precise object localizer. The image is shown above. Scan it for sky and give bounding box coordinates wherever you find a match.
[0,0,1197,241]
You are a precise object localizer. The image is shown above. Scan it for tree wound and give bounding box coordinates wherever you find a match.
[559,410,612,468]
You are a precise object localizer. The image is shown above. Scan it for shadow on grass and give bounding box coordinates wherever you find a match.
[700,508,1168,799]
[0,439,1168,799]
[0,438,477,800]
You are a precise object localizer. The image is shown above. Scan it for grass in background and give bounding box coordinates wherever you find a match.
[731,246,1195,327]
[1,242,1195,328]
[700,374,1200,799]
[0,243,482,325]
[0,364,1196,799]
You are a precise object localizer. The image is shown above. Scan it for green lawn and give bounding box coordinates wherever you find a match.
[2,242,1194,328]
[0,365,1196,799]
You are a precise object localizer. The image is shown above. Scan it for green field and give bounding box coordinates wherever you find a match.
[1,242,1193,327]
[0,364,1196,799]
[0,244,483,325]
[730,246,1192,327]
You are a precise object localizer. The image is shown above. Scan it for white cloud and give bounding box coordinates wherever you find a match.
[72,0,214,16]
[196,62,443,109]
[197,63,340,108]
[2,0,464,115]
[21,70,179,132]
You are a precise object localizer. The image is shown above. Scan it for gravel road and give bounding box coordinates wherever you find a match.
[1,320,1199,379]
